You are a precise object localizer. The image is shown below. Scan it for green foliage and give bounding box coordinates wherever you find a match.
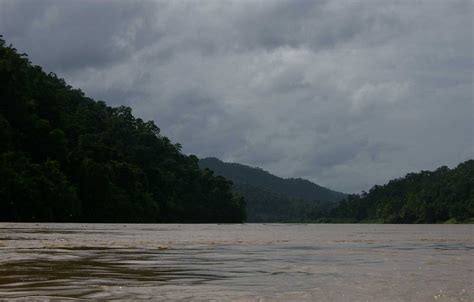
[0,37,245,223]
[199,157,345,222]
[0,153,80,221]
[327,161,474,223]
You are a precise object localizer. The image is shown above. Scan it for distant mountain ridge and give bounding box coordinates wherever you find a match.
[200,157,345,202]
[199,157,346,222]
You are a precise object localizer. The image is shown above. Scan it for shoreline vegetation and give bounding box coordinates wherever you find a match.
[323,160,473,224]
[1,37,472,224]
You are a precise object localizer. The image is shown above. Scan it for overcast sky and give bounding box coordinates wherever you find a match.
[1,0,472,193]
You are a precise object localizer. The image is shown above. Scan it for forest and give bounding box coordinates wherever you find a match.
[324,160,474,223]
[0,37,245,223]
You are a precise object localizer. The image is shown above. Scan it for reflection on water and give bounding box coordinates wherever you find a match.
[0,223,472,301]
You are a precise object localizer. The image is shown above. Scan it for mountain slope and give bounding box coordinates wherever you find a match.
[199,157,346,222]
[0,38,245,223]
[328,160,474,223]
[199,157,345,202]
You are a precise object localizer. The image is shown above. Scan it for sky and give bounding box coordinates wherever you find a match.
[1,0,472,193]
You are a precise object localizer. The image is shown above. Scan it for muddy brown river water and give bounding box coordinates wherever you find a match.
[0,223,472,301]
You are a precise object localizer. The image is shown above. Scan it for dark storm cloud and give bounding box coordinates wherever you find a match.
[1,0,472,192]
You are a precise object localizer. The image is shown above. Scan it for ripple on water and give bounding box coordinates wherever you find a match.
[0,223,472,301]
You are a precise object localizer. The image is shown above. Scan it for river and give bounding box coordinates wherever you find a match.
[0,223,472,301]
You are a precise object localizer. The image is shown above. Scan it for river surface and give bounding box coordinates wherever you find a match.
[0,223,472,301]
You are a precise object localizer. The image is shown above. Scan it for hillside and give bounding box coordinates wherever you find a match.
[199,157,346,222]
[327,160,474,223]
[0,38,245,223]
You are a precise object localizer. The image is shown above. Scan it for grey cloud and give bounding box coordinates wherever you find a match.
[1,0,472,192]
[1,0,159,71]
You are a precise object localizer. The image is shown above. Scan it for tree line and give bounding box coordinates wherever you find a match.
[318,160,473,223]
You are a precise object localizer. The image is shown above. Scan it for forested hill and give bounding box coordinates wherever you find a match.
[327,160,474,223]
[199,157,346,222]
[0,38,245,223]
[199,157,346,202]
